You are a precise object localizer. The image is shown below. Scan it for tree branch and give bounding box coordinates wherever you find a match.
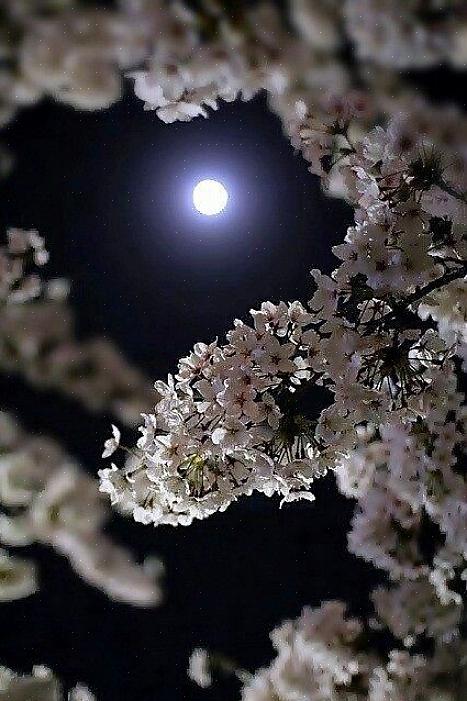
[363,261,467,335]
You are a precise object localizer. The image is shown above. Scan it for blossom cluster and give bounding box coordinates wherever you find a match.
[0,665,96,701]
[229,602,466,701]
[0,411,163,606]
[191,510,466,701]
[100,300,327,526]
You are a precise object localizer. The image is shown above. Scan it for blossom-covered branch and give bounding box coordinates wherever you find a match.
[1,1,466,170]
[189,601,467,700]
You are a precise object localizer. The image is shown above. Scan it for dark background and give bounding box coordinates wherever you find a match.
[0,80,455,699]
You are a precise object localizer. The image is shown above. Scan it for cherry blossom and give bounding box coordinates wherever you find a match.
[0,2,465,698]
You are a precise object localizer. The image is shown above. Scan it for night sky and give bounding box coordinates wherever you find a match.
[1,90,383,701]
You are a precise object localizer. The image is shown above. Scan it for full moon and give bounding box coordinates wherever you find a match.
[193,179,228,216]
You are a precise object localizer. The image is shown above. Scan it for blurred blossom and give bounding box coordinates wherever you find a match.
[188,649,212,688]
[0,411,163,606]
[0,548,37,602]
[0,229,155,426]
[0,665,96,701]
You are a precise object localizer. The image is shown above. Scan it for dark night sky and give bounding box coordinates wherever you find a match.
[0,90,383,701]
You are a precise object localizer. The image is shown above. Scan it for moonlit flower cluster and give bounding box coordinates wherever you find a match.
[0,412,163,606]
[0,665,96,701]
[290,92,467,202]
[100,300,326,526]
